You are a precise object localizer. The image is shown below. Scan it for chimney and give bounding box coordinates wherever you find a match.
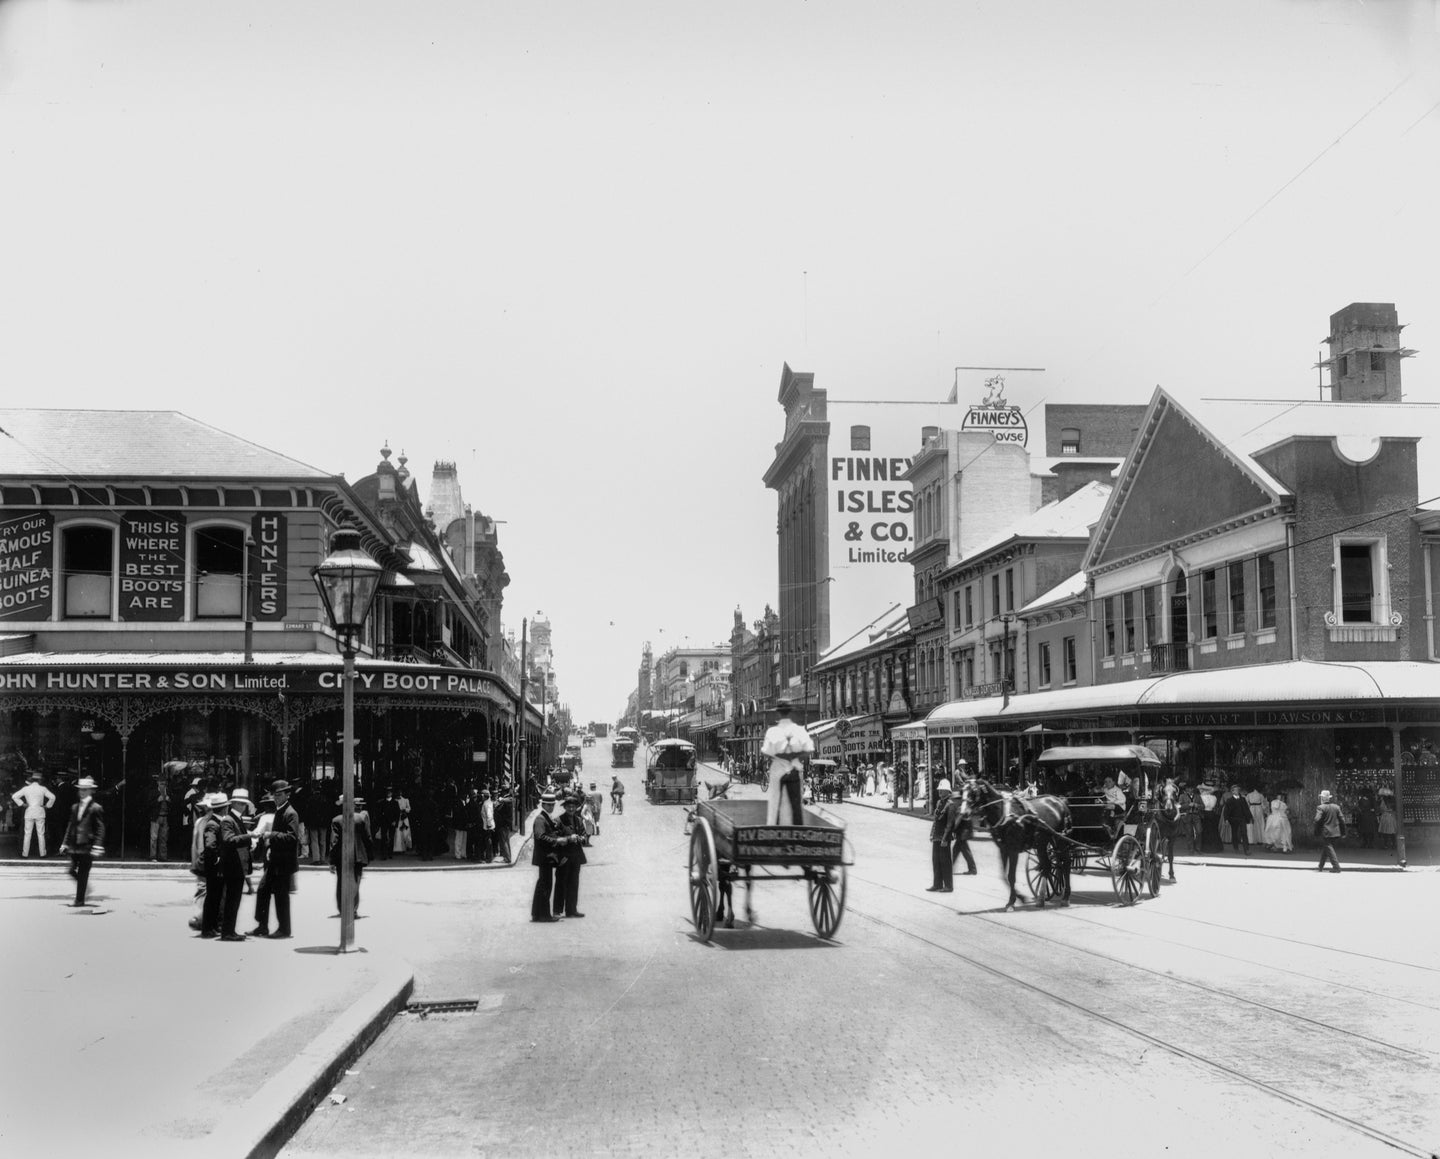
[1323,302,1416,402]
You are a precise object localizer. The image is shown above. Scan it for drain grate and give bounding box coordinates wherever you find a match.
[404,998,480,1015]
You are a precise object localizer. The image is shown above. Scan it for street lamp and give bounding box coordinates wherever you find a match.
[312,527,383,954]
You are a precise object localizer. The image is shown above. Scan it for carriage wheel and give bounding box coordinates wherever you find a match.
[1109,833,1142,906]
[689,819,718,941]
[808,863,847,940]
[1142,824,1163,898]
[1024,845,1054,904]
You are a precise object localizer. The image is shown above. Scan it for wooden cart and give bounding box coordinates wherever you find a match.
[687,798,851,942]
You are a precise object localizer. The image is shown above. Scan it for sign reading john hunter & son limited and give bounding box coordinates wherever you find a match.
[0,510,54,621]
[120,512,185,621]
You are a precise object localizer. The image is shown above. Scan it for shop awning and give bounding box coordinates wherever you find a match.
[889,721,926,741]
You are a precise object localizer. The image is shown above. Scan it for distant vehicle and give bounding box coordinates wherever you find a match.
[645,738,698,806]
[564,743,584,772]
[582,735,595,747]
[616,726,641,747]
[611,737,637,768]
[591,723,610,738]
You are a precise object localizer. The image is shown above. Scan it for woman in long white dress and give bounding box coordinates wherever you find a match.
[1246,787,1268,846]
[1264,793,1292,852]
[392,792,412,854]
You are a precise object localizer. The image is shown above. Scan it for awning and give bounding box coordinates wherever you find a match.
[889,721,926,742]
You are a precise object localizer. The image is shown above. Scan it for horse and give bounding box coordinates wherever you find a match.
[966,778,1073,911]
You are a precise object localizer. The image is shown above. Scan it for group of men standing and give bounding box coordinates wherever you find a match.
[529,787,592,922]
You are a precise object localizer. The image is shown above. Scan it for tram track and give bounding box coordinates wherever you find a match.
[843,896,1437,1159]
[851,874,1432,1057]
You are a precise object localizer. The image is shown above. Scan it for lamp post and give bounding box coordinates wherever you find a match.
[312,527,383,954]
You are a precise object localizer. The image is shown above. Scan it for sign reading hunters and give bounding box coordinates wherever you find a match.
[0,510,54,621]
[120,512,185,620]
[251,513,286,621]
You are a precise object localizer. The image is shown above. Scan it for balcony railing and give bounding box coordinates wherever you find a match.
[1149,642,1190,672]
[377,643,433,665]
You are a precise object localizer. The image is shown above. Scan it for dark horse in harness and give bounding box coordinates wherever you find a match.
[967,779,1073,911]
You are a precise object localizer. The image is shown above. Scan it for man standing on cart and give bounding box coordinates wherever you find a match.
[762,696,814,825]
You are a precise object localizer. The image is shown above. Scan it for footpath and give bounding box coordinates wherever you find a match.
[0,861,435,1159]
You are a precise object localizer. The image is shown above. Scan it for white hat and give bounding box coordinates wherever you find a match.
[936,779,952,793]
[230,788,251,801]
[1319,789,1333,801]
[76,776,97,791]
[203,792,228,809]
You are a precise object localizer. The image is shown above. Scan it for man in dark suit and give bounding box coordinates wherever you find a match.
[329,796,373,917]
[530,789,567,922]
[59,776,105,907]
[216,793,254,941]
[251,779,305,939]
[554,791,588,919]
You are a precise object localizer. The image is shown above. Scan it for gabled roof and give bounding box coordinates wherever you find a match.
[815,604,909,667]
[0,409,332,480]
[1084,389,1291,574]
[1019,569,1087,616]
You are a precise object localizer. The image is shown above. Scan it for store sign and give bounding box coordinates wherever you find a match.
[825,396,967,650]
[961,405,1028,447]
[0,664,512,706]
[251,513,287,621]
[0,510,53,621]
[119,512,185,621]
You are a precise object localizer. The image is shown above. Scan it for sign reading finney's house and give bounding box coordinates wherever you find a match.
[0,511,54,621]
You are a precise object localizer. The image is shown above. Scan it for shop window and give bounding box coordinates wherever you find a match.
[1037,641,1052,688]
[1143,585,1157,648]
[1062,636,1077,683]
[1337,539,1387,623]
[1122,591,1136,653]
[1258,554,1277,629]
[1060,428,1080,455]
[62,525,114,618]
[1227,559,1246,634]
[850,425,871,451]
[194,526,246,618]
[1201,569,1218,638]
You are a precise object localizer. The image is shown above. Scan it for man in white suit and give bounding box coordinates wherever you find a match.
[11,772,55,858]
[762,697,814,825]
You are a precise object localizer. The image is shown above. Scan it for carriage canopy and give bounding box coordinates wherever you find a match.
[1035,744,1161,767]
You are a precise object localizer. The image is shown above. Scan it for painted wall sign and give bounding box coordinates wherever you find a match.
[961,405,1029,447]
[119,512,185,621]
[251,512,287,621]
[0,510,54,621]
[825,396,967,649]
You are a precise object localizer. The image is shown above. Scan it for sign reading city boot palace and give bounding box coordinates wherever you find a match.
[0,661,514,707]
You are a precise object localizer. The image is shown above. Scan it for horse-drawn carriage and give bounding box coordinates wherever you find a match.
[970,744,1167,909]
[611,737,636,768]
[646,738,698,805]
[687,798,851,942]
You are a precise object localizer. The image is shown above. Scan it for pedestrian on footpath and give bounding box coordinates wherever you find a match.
[762,696,813,826]
[251,779,303,939]
[926,779,955,893]
[193,793,225,934]
[951,768,978,876]
[1314,790,1344,873]
[11,771,55,858]
[59,776,104,907]
[216,792,254,941]
[587,782,604,836]
[477,789,496,863]
[555,792,588,918]
[1222,784,1252,855]
[530,789,567,922]
[147,772,172,861]
[329,795,374,917]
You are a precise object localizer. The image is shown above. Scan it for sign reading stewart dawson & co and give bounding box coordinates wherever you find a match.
[0,511,54,621]
[0,663,513,706]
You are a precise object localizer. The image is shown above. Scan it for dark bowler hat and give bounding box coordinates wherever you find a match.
[775,696,794,711]
[270,779,294,794]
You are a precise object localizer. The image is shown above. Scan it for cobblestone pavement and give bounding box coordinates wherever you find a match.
[282,742,1440,1159]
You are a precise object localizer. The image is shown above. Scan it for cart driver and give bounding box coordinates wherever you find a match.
[762,696,814,825]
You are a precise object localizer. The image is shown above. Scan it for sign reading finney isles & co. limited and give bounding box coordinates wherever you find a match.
[0,510,53,621]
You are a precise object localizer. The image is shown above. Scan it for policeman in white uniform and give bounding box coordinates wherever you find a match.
[11,772,56,858]
[762,696,815,825]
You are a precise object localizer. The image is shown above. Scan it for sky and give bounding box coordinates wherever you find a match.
[2,0,1437,722]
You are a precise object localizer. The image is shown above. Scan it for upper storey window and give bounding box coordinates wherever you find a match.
[850,425,871,451]
[62,525,113,618]
[194,526,246,618]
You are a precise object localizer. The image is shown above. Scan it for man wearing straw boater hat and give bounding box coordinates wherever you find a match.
[59,777,105,907]
[762,695,813,826]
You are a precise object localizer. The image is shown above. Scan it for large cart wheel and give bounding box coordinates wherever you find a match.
[689,819,718,941]
[1142,824,1163,898]
[1109,833,1142,906]
[1024,845,1055,905]
[808,863,847,940]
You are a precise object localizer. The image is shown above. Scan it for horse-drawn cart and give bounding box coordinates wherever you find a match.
[688,798,851,942]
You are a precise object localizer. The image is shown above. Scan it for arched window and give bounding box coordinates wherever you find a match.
[194,525,247,618]
[62,524,114,619]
